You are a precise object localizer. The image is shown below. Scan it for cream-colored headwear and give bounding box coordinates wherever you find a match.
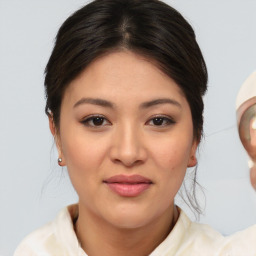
[236,71,256,110]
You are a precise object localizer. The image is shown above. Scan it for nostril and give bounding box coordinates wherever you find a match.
[112,158,143,167]
[109,135,147,166]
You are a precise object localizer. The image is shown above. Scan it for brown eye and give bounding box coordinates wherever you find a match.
[91,117,104,126]
[81,115,111,127]
[152,118,165,126]
[147,116,175,126]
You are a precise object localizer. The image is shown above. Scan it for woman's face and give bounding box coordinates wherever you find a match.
[52,51,197,229]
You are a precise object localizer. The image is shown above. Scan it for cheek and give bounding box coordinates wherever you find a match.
[60,132,110,200]
[60,129,108,176]
[152,136,192,172]
[156,140,192,198]
[149,133,193,199]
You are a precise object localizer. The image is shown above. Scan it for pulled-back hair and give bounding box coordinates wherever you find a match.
[44,0,207,213]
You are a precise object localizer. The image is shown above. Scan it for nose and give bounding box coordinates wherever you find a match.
[109,123,147,167]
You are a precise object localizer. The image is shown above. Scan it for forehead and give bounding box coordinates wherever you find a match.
[63,51,186,106]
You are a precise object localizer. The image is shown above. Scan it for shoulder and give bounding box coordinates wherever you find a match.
[14,204,82,256]
[151,208,256,256]
[175,211,224,255]
[151,209,223,256]
[14,221,58,256]
[179,221,256,256]
[180,211,256,255]
[218,224,256,256]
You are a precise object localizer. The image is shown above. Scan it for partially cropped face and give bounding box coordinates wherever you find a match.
[237,98,256,189]
[52,51,197,228]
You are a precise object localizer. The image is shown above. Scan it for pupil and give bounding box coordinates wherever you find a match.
[153,118,163,125]
[93,117,104,126]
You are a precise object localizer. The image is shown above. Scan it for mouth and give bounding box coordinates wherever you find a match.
[103,174,153,197]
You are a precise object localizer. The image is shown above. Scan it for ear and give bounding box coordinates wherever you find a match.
[187,140,198,167]
[49,114,56,137]
[48,115,66,166]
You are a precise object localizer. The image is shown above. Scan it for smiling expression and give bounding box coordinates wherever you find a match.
[51,51,197,229]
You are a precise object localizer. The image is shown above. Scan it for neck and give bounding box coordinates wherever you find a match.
[75,203,179,256]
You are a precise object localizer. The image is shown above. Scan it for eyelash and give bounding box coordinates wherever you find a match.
[80,115,176,128]
[146,115,176,126]
[81,115,111,127]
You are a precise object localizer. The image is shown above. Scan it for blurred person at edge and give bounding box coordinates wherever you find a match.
[237,71,256,190]
[14,0,256,255]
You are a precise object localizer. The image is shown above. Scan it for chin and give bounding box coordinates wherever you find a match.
[101,203,159,229]
[108,213,151,229]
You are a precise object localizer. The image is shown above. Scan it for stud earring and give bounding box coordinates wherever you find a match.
[58,158,62,166]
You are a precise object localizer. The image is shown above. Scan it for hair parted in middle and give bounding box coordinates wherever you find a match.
[44,0,208,214]
[45,0,207,141]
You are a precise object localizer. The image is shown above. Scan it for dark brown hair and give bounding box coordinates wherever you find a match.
[44,0,207,213]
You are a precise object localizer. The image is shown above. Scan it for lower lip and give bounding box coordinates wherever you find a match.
[105,183,151,197]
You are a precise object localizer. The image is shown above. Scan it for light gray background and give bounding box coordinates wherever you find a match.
[1,1,256,255]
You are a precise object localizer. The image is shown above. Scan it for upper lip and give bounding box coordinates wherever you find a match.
[103,174,153,184]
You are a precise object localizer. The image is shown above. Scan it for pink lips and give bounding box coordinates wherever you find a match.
[103,175,153,197]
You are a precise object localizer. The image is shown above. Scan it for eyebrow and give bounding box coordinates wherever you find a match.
[139,98,182,109]
[73,98,114,108]
[73,97,181,109]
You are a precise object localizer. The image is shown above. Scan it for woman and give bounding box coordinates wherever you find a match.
[14,0,256,255]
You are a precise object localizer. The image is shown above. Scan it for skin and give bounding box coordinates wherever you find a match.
[238,101,256,190]
[49,51,198,256]
[250,117,256,189]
